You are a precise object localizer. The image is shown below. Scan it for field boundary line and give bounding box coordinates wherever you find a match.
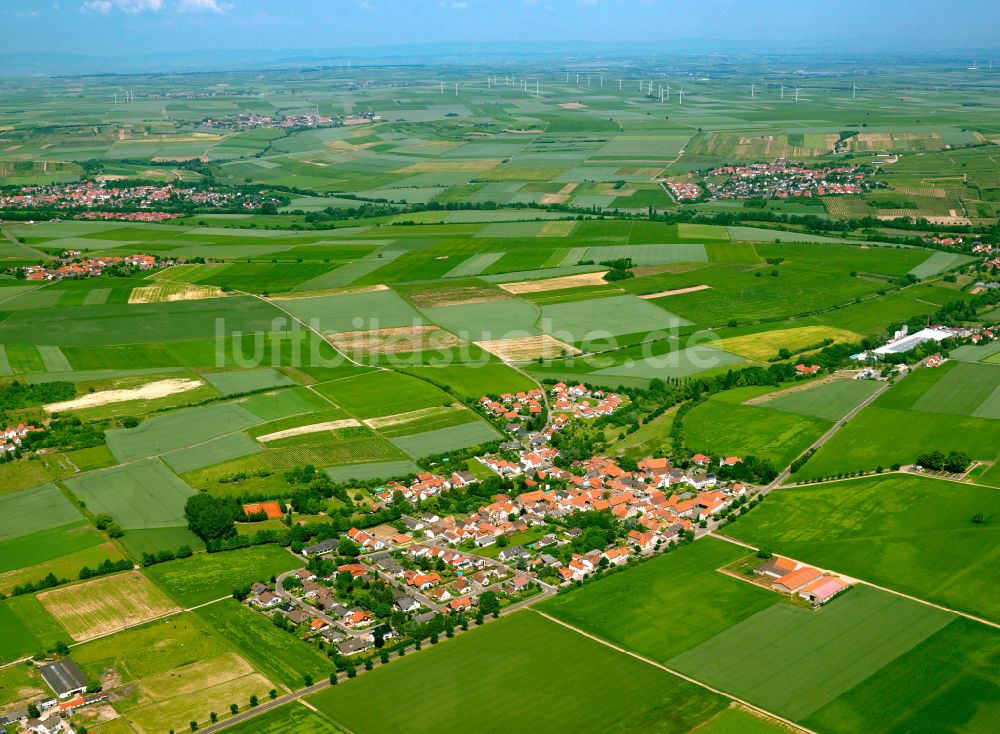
[1,225,53,260]
[530,609,817,734]
[780,469,1000,493]
[297,698,356,734]
[251,291,373,370]
[709,532,1000,631]
[62,593,234,648]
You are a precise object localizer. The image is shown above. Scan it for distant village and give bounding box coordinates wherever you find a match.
[201,111,381,130]
[0,182,282,213]
[1,423,43,456]
[701,160,884,200]
[14,252,172,281]
[667,160,885,202]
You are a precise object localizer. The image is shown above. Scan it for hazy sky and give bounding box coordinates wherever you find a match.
[4,0,999,57]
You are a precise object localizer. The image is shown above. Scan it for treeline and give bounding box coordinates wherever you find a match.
[20,416,106,452]
[5,557,133,598]
[916,449,971,473]
[0,380,74,411]
[139,545,193,567]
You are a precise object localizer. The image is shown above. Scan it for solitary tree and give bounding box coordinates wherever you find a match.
[209,712,218,724]
[230,704,238,715]
[249,695,259,707]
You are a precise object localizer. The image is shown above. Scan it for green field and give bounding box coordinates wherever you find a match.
[117,526,205,559]
[799,364,1000,478]
[542,294,691,343]
[65,459,195,529]
[162,431,263,473]
[389,420,501,458]
[760,379,882,421]
[400,361,538,399]
[803,617,1000,734]
[105,402,261,462]
[910,362,1000,418]
[0,595,70,663]
[323,459,422,482]
[684,388,831,469]
[308,611,728,733]
[730,474,1000,622]
[669,585,952,721]
[201,368,298,395]
[194,600,332,689]
[314,370,456,418]
[144,545,301,607]
[218,703,343,734]
[540,539,780,661]
[0,520,104,575]
[696,707,792,734]
[1,483,84,541]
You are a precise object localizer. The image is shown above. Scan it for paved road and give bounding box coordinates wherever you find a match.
[0,224,52,261]
[764,370,907,492]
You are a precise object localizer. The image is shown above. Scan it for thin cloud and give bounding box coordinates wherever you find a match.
[178,0,231,12]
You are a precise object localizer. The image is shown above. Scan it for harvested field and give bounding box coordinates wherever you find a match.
[38,571,180,641]
[328,325,461,354]
[128,284,223,304]
[639,284,711,299]
[476,334,580,362]
[500,271,609,294]
[43,378,202,412]
[402,282,511,308]
[257,419,360,443]
[540,184,579,205]
[364,405,463,429]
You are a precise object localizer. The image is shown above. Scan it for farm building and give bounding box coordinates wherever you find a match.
[39,659,88,699]
[799,576,850,604]
[771,566,823,594]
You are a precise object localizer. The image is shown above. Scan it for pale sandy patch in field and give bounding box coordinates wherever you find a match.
[639,284,712,299]
[559,102,587,109]
[538,220,577,237]
[44,378,202,412]
[328,325,461,354]
[539,182,579,204]
[476,335,580,362]
[364,405,461,429]
[499,271,608,294]
[257,419,361,443]
[129,284,223,304]
[38,571,180,641]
